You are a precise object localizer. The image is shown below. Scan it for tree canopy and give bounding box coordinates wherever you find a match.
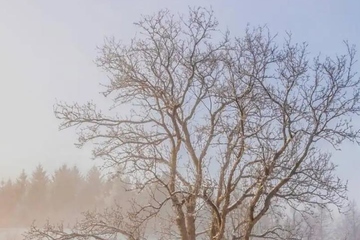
[25,7,360,240]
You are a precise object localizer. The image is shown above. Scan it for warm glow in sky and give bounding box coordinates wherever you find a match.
[0,0,360,201]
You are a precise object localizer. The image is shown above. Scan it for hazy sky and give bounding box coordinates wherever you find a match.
[1,0,360,200]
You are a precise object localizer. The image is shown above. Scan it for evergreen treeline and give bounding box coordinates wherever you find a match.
[2,164,360,239]
[0,164,112,227]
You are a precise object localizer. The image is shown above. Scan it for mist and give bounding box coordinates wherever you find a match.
[0,164,138,239]
[1,1,360,240]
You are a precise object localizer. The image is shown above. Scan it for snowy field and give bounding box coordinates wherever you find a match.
[0,228,134,240]
[0,229,25,240]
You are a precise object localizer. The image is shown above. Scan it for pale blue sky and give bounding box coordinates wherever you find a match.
[0,0,359,200]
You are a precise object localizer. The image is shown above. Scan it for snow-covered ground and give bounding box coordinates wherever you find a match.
[0,228,25,240]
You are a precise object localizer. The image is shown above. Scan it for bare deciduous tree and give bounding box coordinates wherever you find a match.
[333,200,360,240]
[25,7,360,240]
[25,205,144,240]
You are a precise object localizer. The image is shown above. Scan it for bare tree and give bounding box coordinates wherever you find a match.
[25,205,144,240]
[25,7,360,240]
[333,200,360,240]
[300,205,335,240]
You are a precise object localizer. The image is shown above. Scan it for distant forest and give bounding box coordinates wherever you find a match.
[2,164,360,239]
[0,164,124,227]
